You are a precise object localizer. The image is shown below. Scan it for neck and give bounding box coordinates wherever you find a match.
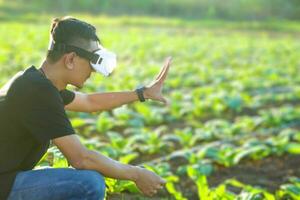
[39,60,67,91]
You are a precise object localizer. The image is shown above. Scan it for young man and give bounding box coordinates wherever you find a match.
[0,16,172,200]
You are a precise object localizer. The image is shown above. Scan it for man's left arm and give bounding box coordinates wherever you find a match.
[65,90,147,113]
[65,57,172,113]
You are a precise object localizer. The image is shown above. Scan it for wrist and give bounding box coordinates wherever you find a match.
[143,87,150,100]
[135,86,147,102]
[128,165,140,182]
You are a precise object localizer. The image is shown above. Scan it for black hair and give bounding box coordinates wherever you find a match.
[46,16,100,63]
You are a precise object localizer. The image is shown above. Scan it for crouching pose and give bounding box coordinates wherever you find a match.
[0,16,172,200]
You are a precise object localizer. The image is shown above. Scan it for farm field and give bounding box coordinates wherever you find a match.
[1,13,300,199]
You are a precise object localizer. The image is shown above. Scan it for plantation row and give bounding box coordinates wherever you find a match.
[1,16,300,199]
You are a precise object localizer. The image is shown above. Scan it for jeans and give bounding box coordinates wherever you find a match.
[7,167,106,200]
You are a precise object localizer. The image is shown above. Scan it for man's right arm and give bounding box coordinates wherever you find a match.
[52,134,138,180]
[52,134,165,196]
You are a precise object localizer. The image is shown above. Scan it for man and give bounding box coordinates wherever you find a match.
[0,16,172,200]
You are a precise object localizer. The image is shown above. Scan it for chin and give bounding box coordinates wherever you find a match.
[74,83,83,89]
[79,84,84,89]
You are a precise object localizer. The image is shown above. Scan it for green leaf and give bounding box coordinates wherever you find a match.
[285,143,300,154]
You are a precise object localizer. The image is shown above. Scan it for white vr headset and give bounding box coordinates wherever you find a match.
[48,40,117,77]
[91,48,117,76]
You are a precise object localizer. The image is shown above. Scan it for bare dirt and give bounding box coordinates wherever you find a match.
[107,154,300,200]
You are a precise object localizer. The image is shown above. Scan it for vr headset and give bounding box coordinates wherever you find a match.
[48,40,117,77]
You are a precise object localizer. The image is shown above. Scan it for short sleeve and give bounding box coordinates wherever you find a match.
[59,89,75,105]
[19,84,76,143]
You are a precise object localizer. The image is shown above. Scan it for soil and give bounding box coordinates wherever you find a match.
[107,154,300,200]
[209,154,300,192]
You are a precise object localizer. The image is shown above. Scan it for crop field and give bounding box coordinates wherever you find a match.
[1,12,300,199]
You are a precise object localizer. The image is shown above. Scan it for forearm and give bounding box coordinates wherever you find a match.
[87,91,143,112]
[80,149,138,181]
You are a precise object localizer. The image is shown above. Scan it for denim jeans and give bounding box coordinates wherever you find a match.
[7,167,106,200]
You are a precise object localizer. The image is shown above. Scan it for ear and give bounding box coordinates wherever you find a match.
[64,52,77,69]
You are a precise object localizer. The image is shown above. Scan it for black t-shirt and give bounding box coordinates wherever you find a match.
[0,65,76,200]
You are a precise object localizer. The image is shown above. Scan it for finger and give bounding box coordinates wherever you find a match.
[155,57,170,80]
[155,56,172,81]
[160,178,167,185]
[160,97,167,104]
[163,98,170,107]
[150,189,157,196]
[156,184,164,190]
[146,191,154,197]
[157,56,172,83]
[165,100,170,106]
[143,189,152,197]
[157,56,172,81]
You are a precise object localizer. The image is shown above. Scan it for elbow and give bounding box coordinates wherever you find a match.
[87,107,103,114]
[69,156,86,169]
[72,149,95,170]
[86,96,104,114]
[86,103,102,114]
[86,96,97,113]
[86,104,94,114]
[70,150,91,170]
[71,160,85,170]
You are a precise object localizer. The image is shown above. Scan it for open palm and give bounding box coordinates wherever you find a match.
[143,56,172,105]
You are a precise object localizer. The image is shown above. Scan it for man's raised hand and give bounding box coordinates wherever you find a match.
[143,56,172,105]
